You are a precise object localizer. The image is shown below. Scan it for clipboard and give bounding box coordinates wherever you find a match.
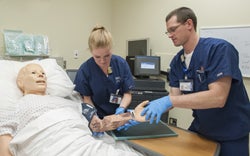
[110,121,178,140]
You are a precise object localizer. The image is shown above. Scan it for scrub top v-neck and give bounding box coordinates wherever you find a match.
[74,55,134,118]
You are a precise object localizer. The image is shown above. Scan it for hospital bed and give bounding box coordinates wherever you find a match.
[0,58,144,156]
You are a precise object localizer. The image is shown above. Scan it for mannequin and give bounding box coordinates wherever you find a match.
[16,63,147,133]
[0,63,148,156]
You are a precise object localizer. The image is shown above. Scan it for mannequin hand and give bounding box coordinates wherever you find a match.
[133,100,148,122]
[116,119,140,131]
[115,107,125,115]
[89,115,103,132]
[141,96,172,124]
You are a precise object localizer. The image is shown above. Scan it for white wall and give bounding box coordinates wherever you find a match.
[1,0,250,131]
[0,0,112,69]
[111,0,250,73]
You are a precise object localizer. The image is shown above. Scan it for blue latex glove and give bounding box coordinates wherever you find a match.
[115,107,125,115]
[117,119,140,131]
[92,132,104,138]
[141,96,172,124]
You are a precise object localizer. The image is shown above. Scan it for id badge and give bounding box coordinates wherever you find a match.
[109,93,122,104]
[179,79,193,92]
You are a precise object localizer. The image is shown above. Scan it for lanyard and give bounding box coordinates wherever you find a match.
[183,67,188,80]
[179,54,194,92]
[181,54,188,79]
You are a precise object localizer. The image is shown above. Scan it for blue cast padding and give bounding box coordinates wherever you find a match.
[81,103,97,122]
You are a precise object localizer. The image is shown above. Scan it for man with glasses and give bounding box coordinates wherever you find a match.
[120,7,250,156]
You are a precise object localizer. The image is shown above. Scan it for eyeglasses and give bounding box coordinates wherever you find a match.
[165,24,182,35]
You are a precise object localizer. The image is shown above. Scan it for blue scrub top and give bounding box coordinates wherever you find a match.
[74,55,134,118]
[169,37,250,141]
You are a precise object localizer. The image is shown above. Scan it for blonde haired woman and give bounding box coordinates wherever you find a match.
[74,26,135,133]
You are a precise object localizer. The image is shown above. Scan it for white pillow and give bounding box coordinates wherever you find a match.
[0,58,75,115]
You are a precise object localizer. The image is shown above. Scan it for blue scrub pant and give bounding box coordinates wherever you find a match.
[218,135,249,156]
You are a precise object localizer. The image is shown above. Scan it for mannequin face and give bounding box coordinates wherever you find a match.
[17,64,47,95]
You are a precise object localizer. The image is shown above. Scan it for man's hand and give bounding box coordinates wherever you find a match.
[141,96,173,124]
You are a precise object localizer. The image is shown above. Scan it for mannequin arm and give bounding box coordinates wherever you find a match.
[89,100,149,132]
[0,135,13,156]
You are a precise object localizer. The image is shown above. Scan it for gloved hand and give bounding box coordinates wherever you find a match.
[116,119,140,131]
[115,107,125,115]
[92,132,104,138]
[141,96,172,124]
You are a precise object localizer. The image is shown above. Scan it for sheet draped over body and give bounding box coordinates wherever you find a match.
[7,95,143,156]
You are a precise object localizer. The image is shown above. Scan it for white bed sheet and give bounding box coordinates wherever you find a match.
[0,59,143,156]
[9,102,142,156]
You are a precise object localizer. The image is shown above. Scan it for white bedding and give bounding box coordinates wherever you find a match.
[8,99,142,156]
[0,59,143,156]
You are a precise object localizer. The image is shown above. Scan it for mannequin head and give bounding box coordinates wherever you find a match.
[16,63,47,95]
